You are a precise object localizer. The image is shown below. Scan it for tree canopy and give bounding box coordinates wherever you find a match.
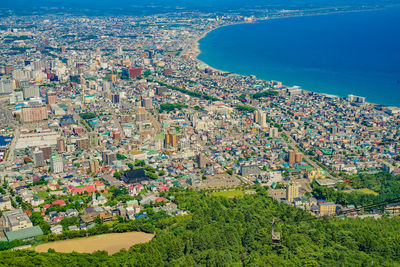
[1,188,400,266]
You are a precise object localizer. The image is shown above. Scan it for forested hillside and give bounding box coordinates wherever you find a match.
[1,187,399,266]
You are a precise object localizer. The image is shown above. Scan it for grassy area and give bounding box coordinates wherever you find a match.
[212,190,244,198]
[356,188,379,196]
[35,191,49,199]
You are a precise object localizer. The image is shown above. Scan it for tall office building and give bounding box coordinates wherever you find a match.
[156,86,167,96]
[102,151,117,165]
[260,112,267,127]
[57,138,66,152]
[141,98,152,110]
[76,138,89,151]
[197,153,206,168]
[288,151,296,165]
[165,133,178,148]
[286,183,299,203]
[23,85,40,100]
[136,107,149,121]
[269,127,279,138]
[21,105,47,123]
[253,110,260,123]
[0,80,13,94]
[111,74,117,83]
[46,91,57,105]
[112,94,120,104]
[295,153,303,163]
[33,150,44,167]
[254,110,267,127]
[50,154,63,173]
[90,159,100,173]
[40,146,52,160]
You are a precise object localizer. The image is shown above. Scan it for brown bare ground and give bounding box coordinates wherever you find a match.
[33,232,154,254]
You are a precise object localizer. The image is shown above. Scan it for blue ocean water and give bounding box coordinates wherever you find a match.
[198,7,400,106]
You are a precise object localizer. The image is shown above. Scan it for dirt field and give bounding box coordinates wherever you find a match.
[33,232,154,254]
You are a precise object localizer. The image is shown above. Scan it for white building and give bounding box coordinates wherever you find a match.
[50,154,63,173]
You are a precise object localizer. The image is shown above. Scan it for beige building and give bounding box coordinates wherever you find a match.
[0,196,13,210]
[21,105,47,123]
[319,202,336,216]
[76,138,89,151]
[0,209,33,231]
[90,159,100,173]
[286,183,299,203]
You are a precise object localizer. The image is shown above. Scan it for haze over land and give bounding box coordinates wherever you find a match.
[1,0,400,16]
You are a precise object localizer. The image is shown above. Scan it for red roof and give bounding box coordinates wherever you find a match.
[155,197,167,203]
[71,185,96,194]
[94,181,105,187]
[43,204,51,209]
[52,200,66,206]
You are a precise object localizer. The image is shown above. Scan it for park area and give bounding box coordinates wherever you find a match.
[356,188,379,196]
[212,190,244,198]
[33,232,154,254]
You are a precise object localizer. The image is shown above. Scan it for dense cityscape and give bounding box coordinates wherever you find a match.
[0,6,400,266]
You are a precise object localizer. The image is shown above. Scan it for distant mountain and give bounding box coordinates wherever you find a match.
[1,0,399,16]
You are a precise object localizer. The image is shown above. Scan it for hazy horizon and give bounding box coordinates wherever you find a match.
[1,0,399,16]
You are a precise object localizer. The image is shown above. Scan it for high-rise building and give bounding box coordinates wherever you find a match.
[156,86,167,96]
[286,183,299,203]
[164,133,178,148]
[141,98,152,110]
[288,151,296,165]
[40,146,52,160]
[136,107,149,121]
[21,105,47,123]
[50,154,63,173]
[254,110,267,127]
[111,74,117,83]
[33,150,44,167]
[295,153,302,163]
[46,91,57,105]
[90,159,100,173]
[112,94,120,104]
[76,138,89,151]
[197,153,206,168]
[23,85,40,100]
[57,138,66,152]
[253,110,260,123]
[269,127,279,138]
[0,80,13,95]
[102,151,116,165]
[260,112,267,128]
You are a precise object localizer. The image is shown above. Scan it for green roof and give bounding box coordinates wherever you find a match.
[5,226,43,241]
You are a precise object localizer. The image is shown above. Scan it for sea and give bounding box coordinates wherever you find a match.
[198,6,400,107]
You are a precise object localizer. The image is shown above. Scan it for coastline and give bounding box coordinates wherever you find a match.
[191,6,397,107]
